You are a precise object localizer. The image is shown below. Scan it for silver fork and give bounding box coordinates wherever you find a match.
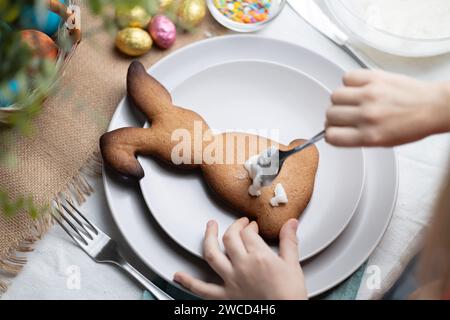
[257,130,326,185]
[51,201,173,300]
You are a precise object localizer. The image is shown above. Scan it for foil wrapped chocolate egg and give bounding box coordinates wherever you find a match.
[148,15,176,49]
[19,0,64,36]
[115,27,152,57]
[159,0,174,10]
[0,80,20,108]
[178,0,206,28]
[116,5,151,29]
[21,30,59,60]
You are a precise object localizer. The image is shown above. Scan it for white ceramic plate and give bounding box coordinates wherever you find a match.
[103,35,397,297]
[138,60,365,261]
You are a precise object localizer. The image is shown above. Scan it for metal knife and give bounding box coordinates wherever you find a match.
[288,0,375,69]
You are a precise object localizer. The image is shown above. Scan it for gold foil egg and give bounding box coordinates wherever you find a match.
[159,0,174,10]
[178,0,206,28]
[115,28,152,57]
[116,5,151,29]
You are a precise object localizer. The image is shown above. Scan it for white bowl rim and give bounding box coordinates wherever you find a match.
[333,0,450,42]
[206,0,286,31]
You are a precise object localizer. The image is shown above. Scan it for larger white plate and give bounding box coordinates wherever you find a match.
[103,35,398,297]
[138,60,365,261]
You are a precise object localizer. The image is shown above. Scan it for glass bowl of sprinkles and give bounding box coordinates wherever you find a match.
[207,0,286,32]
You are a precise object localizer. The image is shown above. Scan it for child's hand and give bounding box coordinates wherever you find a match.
[174,218,307,300]
[326,70,450,147]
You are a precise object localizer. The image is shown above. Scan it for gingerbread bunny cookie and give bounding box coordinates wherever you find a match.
[100,61,319,240]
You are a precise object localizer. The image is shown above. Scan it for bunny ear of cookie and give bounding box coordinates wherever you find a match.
[100,127,148,179]
[127,61,173,120]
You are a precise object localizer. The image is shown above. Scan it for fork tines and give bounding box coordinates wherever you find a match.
[51,201,98,246]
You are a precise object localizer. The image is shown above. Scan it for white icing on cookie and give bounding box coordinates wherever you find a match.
[244,154,263,196]
[270,183,288,207]
[244,146,279,197]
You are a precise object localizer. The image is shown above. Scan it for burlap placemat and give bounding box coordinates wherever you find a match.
[0,1,227,294]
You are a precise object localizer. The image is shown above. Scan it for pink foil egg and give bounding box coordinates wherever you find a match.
[148,15,176,49]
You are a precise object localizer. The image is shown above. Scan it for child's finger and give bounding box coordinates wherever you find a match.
[174,272,226,299]
[331,88,365,105]
[343,70,373,87]
[240,221,269,254]
[326,106,361,127]
[203,220,233,278]
[279,219,300,266]
[223,217,250,262]
[325,127,363,147]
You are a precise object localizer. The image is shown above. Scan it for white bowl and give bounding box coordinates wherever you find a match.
[326,0,450,57]
[207,0,286,32]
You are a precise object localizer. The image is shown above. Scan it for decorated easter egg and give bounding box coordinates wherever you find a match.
[21,30,59,60]
[115,28,153,57]
[116,5,151,29]
[0,80,20,108]
[148,15,176,49]
[178,0,206,28]
[159,0,174,10]
[19,1,64,36]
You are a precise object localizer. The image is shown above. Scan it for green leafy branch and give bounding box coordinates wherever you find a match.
[0,0,170,218]
[1,0,63,218]
[0,190,48,219]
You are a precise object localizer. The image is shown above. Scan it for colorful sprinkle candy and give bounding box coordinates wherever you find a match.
[214,0,272,24]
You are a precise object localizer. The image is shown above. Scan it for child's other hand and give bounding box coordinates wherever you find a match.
[174,218,307,300]
[326,70,450,147]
